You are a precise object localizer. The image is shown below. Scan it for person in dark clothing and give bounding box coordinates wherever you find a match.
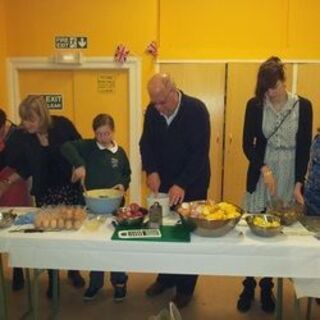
[0,95,86,298]
[0,109,31,291]
[304,129,320,216]
[61,113,131,302]
[238,57,313,314]
[140,73,211,308]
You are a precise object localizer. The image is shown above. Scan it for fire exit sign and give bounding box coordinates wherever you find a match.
[44,95,63,110]
[55,36,88,49]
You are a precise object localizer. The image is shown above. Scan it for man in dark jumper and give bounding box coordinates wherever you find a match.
[139,73,211,308]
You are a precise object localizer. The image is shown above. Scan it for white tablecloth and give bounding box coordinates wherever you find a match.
[1,209,320,281]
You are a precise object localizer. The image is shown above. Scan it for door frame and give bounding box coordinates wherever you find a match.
[6,57,142,203]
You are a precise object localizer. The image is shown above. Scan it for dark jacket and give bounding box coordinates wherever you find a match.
[7,116,81,198]
[243,96,313,193]
[61,139,131,190]
[0,124,24,171]
[139,91,211,201]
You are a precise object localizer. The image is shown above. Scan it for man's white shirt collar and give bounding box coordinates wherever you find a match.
[161,90,182,125]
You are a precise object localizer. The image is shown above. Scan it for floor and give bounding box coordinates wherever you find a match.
[2,257,320,320]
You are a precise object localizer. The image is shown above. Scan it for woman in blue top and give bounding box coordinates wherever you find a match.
[304,129,320,215]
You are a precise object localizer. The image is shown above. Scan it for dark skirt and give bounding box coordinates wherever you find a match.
[35,183,84,207]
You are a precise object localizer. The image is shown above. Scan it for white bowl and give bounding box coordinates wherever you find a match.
[84,188,123,214]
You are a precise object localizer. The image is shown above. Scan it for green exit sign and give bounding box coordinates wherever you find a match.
[44,95,63,109]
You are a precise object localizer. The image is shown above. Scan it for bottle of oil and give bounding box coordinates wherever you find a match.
[148,201,162,229]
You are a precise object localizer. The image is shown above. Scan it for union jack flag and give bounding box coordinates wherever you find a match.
[114,44,129,64]
[146,41,158,57]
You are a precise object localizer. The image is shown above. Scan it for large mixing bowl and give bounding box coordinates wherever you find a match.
[267,203,303,226]
[84,189,123,214]
[246,214,282,237]
[179,214,242,237]
[177,201,243,237]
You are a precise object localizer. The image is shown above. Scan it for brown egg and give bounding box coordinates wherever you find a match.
[73,220,82,230]
[57,218,64,229]
[65,220,73,230]
[74,207,86,220]
[65,209,73,219]
[43,219,50,229]
[34,216,43,229]
[50,219,57,229]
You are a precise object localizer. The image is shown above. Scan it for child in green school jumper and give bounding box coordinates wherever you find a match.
[61,113,131,301]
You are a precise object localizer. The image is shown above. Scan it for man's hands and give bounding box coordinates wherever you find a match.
[168,184,185,206]
[147,172,185,206]
[147,172,161,194]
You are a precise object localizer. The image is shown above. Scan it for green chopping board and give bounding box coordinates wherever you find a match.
[111,224,190,242]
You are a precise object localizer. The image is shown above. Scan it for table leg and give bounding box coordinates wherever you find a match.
[51,270,59,319]
[19,269,34,320]
[275,278,283,320]
[0,253,8,320]
[306,297,312,320]
[29,269,41,320]
[293,293,303,320]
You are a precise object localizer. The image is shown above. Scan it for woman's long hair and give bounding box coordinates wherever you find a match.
[255,56,286,103]
[19,95,52,132]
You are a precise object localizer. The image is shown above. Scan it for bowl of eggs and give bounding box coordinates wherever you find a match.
[34,206,87,231]
[177,201,243,237]
[245,214,282,237]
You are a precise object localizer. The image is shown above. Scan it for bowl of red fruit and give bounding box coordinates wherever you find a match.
[115,203,148,227]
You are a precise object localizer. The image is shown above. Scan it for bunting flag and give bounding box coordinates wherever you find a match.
[114,44,130,64]
[146,41,158,57]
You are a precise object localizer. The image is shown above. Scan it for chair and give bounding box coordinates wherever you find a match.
[292,278,320,320]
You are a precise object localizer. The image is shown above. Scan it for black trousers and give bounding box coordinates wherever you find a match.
[156,273,198,296]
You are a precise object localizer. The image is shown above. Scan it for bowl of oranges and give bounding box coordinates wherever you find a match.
[177,201,243,237]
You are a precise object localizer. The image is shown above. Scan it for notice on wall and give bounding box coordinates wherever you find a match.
[55,36,88,49]
[44,94,63,109]
[97,73,116,94]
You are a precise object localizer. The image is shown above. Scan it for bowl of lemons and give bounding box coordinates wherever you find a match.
[177,201,243,237]
[246,214,282,237]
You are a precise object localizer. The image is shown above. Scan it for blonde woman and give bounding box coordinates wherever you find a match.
[0,95,85,297]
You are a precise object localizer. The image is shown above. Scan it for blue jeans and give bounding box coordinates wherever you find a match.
[89,271,127,289]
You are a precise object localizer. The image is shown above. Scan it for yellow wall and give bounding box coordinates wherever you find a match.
[0,0,7,108]
[160,0,320,59]
[1,0,320,102]
[4,0,158,107]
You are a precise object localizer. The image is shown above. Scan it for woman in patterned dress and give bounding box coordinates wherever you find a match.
[237,57,313,313]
